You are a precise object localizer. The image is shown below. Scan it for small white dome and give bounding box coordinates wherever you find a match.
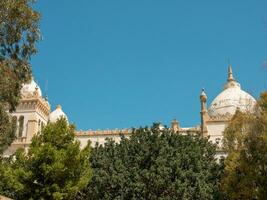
[21,79,42,97]
[49,105,68,123]
[208,66,256,117]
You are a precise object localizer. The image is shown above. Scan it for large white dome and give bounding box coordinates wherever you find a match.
[208,67,256,117]
[21,79,42,97]
[49,105,68,123]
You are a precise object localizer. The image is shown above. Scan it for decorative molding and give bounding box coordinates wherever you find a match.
[17,96,50,118]
[76,129,132,136]
[76,126,201,137]
[208,112,232,122]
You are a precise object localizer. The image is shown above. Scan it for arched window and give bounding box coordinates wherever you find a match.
[12,116,18,135]
[12,116,17,126]
[18,116,24,137]
[41,122,44,131]
[38,119,41,132]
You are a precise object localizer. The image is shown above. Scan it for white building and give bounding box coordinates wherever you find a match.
[4,65,256,156]
[199,66,256,156]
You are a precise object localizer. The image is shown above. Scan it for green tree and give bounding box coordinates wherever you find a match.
[81,124,222,200]
[221,92,267,200]
[0,118,92,200]
[0,0,40,153]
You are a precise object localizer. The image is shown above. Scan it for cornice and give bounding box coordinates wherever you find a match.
[17,96,51,117]
[76,129,132,136]
[207,112,232,122]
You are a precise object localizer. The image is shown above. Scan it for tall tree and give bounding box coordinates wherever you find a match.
[81,124,222,200]
[0,118,92,200]
[0,0,40,153]
[221,92,267,200]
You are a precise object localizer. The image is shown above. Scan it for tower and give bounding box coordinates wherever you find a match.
[4,79,50,156]
[171,119,180,132]
[200,88,208,137]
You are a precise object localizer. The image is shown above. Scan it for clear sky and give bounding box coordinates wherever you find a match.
[32,0,267,130]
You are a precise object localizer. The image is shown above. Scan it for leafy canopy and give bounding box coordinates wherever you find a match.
[82,124,222,200]
[0,0,41,154]
[221,92,267,200]
[0,118,92,200]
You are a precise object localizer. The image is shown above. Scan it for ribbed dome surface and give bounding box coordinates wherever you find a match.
[208,66,256,117]
[208,86,256,117]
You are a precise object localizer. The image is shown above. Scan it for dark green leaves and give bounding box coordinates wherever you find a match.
[84,124,221,200]
[0,0,41,153]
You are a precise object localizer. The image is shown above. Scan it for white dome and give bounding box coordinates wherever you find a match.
[49,105,68,123]
[21,79,42,97]
[208,67,256,117]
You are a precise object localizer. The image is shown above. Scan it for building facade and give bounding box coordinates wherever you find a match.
[4,66,256,156]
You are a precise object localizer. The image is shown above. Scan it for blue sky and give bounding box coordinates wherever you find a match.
[32,0,267,130]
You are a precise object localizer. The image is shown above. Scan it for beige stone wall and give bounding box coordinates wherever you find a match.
[0,195,13,200]
[76,134,129,148]
[76,129,131,148]
[207,121,228,149]
[3,97,50,157]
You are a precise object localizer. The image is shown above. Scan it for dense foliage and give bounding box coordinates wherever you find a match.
[0,104,16,153]
[0,0,40,154]
[221,92,267,200]
[81,124,222,200]
[0,118,92,200]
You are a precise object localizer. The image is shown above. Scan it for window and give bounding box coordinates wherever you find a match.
[38,119,41,132]
[12,116,18,135]
[41,122,44,131]
[18,116,24,137]
[12,116,17,126]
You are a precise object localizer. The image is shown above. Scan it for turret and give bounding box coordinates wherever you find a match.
[200,88,207,111]
[171,119,180,132]
[4,77,50,156]
[200,88,208,137]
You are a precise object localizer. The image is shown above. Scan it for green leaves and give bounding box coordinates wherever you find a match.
[0,0,40,61]
[0,0,41,154]
[0,104,16,154]
[84,124,221,200]
[0,118,92,200]
[0,0,40,108]
[221,91,267,200]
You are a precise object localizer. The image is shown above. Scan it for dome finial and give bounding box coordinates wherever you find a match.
[200,88,207,102]
[224,63,241,90]
[227,65,235,82]
[200,88,207,97]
